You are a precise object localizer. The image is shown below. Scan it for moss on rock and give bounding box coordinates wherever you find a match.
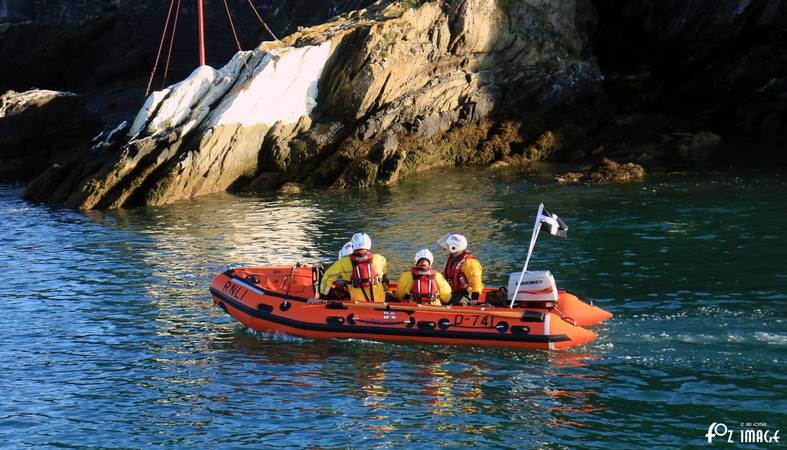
[342,159,380,187]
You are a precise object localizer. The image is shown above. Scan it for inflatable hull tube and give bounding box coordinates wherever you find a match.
[556,291,614,326]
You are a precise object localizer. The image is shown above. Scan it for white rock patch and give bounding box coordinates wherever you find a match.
[207,41,333,127]
[129,88,170,137]
[150,66,217,135]
[129,51,252,137]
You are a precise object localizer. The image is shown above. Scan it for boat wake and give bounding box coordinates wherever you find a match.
[241,326,311,344]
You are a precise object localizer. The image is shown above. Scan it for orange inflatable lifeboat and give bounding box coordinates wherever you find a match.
[209,265,609,350]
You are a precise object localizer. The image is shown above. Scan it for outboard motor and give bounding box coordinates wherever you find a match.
[507,270,558,304]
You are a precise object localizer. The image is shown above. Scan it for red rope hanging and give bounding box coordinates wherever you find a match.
[162,0,182,88]
[245,0,280,41]
[145,0,177,97]
[223,0,243,52]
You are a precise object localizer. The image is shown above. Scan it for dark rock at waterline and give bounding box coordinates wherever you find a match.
[0,89,101,181]
[554,170,585,184]
[588,158,645,183]
[556,158,645,183]
[277,182,306,194]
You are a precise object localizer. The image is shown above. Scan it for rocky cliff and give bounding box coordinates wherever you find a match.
[23,0,604,208]
[6,0,787,209]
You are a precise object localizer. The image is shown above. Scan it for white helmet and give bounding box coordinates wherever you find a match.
[441,233,467,253]
[338,241,353,258]
[413,248,434,265]
[351,232,372,250]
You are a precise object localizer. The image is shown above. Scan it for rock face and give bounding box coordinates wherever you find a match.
[0,89,101,181]
[25,0,604,209]
[26,42,331,209]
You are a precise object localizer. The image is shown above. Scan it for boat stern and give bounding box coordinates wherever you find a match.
[547,312,598,350]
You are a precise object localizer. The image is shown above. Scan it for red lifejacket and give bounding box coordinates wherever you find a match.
[443,250,475,292]
[348,250,380,289]
[410,266,439,303]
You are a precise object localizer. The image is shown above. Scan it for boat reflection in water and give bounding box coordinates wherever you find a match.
[84,192,328,324]
[218,330,605,444]
[90,193,328,267]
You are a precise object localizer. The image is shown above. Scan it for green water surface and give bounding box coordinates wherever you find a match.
[0,168,785,448]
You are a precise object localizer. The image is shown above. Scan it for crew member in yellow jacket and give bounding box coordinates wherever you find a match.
[322,241,354,300]
[320,232,389,302]
[395,249,452,306]
[439,233,484,305]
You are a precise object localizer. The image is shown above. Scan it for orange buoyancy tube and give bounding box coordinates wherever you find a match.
[349,249,381,301]
[443,250,475,292]
[410,266,439,304]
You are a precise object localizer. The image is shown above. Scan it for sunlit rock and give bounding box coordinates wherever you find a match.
[25,0,605,209]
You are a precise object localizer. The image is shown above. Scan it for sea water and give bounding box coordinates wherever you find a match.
[0,168,785,448]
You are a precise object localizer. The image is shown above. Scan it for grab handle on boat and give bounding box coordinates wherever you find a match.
[520,311,545,322]
[417,321,436,330]
[326,316,345,325]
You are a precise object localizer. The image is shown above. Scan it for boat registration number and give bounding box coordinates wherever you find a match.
[453,314,495,328]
